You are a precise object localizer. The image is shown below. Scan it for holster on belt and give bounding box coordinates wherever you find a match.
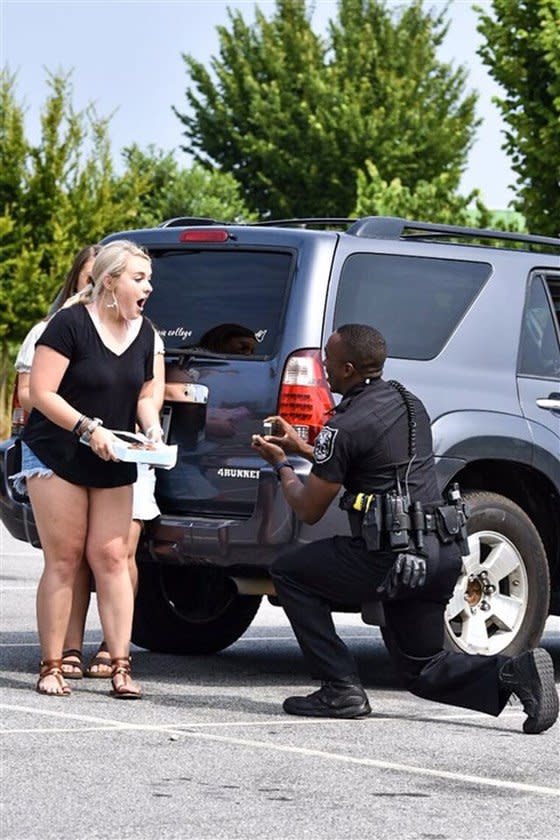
[340,491,381,550]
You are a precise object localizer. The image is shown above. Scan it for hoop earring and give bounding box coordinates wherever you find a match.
[105,289,117,310]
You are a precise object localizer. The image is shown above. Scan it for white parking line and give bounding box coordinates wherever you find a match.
[0,634,372,647]
[174,729,560,797]
[2,703,556,797]
[1,708,524,734]
[0,702,525,735]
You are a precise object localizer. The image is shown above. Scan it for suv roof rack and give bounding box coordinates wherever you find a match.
[347,216,560,251]
[255,218,356,229]
[158,216,224,228]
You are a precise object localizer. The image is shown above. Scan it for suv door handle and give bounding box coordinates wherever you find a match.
[536,393,560,412]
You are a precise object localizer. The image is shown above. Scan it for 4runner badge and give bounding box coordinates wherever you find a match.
[217,468,260,479]
[313,426,338,463]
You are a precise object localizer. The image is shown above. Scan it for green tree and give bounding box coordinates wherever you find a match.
[0,70,147,350]
[477,0,560,235]
[0,70,147,432]
[175,0,479,218]
[354,161,493,227]
[122,145,256,227]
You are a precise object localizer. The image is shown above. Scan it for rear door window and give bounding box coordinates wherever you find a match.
[145,249,294,356]
[334,253,490,359]
[518,274,560,378]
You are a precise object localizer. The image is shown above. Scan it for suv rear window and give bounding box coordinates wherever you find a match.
[145,249,293,355]
[334,253,490,359]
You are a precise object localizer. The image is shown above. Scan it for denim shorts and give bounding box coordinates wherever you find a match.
[10,442,54,496]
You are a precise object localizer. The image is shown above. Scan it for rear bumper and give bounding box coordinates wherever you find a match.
[146,469,298,570]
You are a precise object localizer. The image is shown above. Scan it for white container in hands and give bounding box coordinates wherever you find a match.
[81,429,178,469]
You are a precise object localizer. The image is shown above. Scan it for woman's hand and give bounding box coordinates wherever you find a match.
[89,427,120,461]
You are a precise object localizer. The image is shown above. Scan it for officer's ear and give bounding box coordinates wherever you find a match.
[344,361,356,377]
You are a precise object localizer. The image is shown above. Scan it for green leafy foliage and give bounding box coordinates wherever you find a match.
[0,70,254,433]
[354,161,493,227]
[175,0,479,218]
[476,0,560,235]
[122,145,256,227]
[0,70,147,350]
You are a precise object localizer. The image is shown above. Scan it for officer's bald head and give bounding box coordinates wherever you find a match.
[336,324,387,379]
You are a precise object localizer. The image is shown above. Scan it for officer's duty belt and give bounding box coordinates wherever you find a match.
[339,490,469,554]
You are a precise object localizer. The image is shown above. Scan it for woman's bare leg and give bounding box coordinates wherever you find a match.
[86,485,140,693]
[27,475,88,694]
[127,519,142,597]
[61,557,92,676]
[85,515,142,677]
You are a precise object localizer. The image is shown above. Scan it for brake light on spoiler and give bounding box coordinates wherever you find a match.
[277,349,334,444]
[179,229,230,243]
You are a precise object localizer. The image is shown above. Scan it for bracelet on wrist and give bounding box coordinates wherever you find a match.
[76,416,91,437]
[273,460,294,480]
[72,414,86,435]
[80,417,103,444]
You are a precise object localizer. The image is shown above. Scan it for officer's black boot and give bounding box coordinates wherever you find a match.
[283,678,371,719]
[498,648,559,734]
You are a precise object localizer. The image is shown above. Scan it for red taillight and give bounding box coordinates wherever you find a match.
[277,349,334,444]
[11,388,27,436]
[179,229,230,243]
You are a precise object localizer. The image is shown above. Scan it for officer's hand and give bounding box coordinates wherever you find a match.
[263,415,304,455]
[251,434,286,465]
[376,553,427,599]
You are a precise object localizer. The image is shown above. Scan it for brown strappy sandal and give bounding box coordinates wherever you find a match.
[61,648,84,680]
[84,641,112,679]
[110,657,142,700]
[36,659,72,697]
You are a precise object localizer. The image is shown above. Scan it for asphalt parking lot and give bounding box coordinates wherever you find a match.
[1,523,559,840]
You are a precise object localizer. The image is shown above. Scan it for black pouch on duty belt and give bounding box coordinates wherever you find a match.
[435,505,461,544]
[362,499,382,551]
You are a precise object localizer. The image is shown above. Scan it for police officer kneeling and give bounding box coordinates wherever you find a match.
[251,324,558,734]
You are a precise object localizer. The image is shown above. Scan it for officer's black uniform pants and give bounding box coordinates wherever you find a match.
[271,534,511,716]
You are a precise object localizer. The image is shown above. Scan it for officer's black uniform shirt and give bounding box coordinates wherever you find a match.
[311,378,441,504]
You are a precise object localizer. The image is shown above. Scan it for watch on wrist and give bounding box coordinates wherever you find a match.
[273,460,294,480]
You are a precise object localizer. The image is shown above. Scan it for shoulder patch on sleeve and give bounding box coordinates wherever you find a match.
[313,426,339,464]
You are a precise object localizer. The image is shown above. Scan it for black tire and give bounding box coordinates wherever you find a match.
[132,564,261,654]
[443,491,550,656]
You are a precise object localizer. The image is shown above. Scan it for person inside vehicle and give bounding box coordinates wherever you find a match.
[251,323,558,734]
[11,240,161,699]
[199,323,257,356]
[164,323,256,437]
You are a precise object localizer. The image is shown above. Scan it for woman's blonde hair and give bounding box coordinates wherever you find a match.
[79,240,151,305]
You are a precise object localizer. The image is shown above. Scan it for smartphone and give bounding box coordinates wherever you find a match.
[262,420,274,436]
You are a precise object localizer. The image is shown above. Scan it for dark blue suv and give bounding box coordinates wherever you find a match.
[2,216,559,658]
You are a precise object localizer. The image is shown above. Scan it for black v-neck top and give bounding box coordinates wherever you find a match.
[23,304,154,487]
